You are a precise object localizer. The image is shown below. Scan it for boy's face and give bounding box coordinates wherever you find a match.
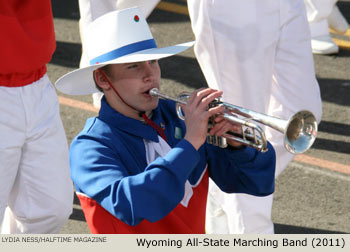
[103,60,161,118]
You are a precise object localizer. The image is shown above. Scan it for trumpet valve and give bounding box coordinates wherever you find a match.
[206,134,228,148]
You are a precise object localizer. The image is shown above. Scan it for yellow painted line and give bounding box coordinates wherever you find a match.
[156,2,189,15]
[332,37,350,50]
[58,95,350,175]
[346,29,350,37]
[329,28,350,50]
[329,28,350,36]
[294,154,350,174]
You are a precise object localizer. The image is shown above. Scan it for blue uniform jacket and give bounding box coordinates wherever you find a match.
[70,97,276,228]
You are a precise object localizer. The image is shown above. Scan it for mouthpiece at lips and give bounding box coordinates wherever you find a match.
[148,88,158,97]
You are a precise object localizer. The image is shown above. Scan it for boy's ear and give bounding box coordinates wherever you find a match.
[93,69,111,91]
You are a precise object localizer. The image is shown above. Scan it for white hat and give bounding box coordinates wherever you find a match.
[55,7,194,95]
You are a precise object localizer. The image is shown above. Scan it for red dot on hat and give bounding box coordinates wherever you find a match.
[134,15,139,22]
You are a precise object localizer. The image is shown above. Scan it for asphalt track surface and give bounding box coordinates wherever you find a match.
[49,0,350,234]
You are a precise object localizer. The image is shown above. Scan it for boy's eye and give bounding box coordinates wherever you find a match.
[149,60,157,64]
[127,64,138,69]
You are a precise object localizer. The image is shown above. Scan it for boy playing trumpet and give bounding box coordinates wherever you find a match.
[56,7,276,234]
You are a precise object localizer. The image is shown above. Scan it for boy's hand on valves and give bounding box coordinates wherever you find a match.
[209,114,244,148]
[183,88,224,150]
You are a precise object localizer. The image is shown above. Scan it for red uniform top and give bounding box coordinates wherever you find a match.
[77,171,209,234]
[0,0,56,87]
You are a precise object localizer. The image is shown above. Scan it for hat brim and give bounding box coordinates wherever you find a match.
[55,41,195,95]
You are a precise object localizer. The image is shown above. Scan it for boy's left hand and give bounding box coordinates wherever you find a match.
[208,114,245,148]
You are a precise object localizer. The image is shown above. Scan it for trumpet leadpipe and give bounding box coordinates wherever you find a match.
[149,88,187,105]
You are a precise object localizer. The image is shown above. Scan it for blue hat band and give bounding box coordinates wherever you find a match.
[89,39,157,65]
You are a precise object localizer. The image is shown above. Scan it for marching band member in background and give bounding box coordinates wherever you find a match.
[55,8,276,234]
[187,0,322,234]
[304,0,349,54]
[0,0,73,233]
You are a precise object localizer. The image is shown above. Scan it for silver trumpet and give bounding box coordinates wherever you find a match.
[149,88,318,154]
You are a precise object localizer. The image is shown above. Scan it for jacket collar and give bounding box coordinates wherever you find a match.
[98,97,165,142]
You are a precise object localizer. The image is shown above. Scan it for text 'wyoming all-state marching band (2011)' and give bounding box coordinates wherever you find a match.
[135,237,346,249]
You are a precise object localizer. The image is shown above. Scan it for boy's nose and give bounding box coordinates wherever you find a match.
[143,62,157,81]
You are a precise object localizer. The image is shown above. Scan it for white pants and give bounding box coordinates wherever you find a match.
[304,0,337,37]
[187,0,322,234]
[0,74,73,233]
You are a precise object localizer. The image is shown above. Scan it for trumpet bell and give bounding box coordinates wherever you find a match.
[284,110,318,154]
